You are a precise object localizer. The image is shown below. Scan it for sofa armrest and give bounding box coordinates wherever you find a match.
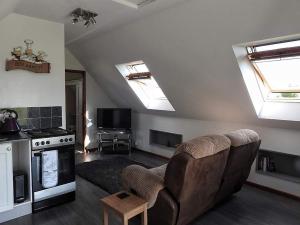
[122,165,165,208]
[149,189,178,225]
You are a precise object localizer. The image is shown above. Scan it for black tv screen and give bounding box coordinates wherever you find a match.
[97,108,131,129]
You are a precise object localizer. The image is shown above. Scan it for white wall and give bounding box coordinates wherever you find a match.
[133,112,300,197]
[0,13,66,128]
[65,49,116,148]
[0,0,19,20]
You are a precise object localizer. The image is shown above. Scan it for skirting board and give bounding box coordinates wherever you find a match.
[0,202,32,223]
[246,181,300,202]
[134,148,171,160]
[85,147,171,160]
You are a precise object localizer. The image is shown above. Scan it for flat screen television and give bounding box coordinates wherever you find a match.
[97,108,131,129]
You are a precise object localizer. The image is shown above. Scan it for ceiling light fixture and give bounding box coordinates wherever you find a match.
[71,8,98,27]
[84,20,90,28]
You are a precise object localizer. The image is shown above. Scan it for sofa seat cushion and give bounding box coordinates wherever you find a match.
[122,165,166,208]
[175,135,231,159]
[226,129,260,147]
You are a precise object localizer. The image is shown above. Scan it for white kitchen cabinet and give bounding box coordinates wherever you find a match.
[0,140,32,224]
[0,143,13,213]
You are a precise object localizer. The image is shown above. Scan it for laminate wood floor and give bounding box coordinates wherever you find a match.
[2,150,300,225]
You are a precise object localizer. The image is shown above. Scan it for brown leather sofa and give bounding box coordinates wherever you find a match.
[214,129,261,205]
[122,129,260,225]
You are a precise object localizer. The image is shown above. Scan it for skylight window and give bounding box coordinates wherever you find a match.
[112,0,156,9]
[247,40,300,100]
[116,61,175,111]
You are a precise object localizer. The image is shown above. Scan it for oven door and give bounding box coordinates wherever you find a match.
[32,144,75,193]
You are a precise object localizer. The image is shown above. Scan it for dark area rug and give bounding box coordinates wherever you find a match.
[76,157,149,193]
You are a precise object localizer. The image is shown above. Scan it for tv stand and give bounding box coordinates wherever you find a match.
[97,129,132,153]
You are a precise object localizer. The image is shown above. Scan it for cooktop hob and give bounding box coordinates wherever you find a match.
[26,128,75,150]
[26,128,73,138]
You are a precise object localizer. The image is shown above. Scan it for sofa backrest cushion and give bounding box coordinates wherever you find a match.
[214,129,261,204]
[175,134,231,159]
[226,129,259,147]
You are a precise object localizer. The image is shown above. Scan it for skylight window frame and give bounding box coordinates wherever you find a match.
[246,41,300,96]
[248,46,300,61]
[247,38,300,52]
[126,72,152,80]
[233,36,300,122]
[250,61,272,92]
[250,58,300,94]
[251,64,300,103]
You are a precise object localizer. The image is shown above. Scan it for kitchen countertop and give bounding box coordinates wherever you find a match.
[0,132,30,143]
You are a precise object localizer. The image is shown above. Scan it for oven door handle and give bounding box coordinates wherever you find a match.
[33,151,43,184]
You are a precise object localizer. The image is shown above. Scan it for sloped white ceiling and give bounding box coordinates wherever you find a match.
[0,0,19,20]
[67,0,300,128]
[13,0,184,43]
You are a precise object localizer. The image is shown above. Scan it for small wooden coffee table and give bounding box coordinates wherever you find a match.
[100,192,148,225]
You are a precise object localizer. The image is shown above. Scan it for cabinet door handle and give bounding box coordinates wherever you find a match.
[6,146,12,151]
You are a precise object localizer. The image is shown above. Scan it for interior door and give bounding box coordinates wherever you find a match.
[65,85,77,134]
[65,80,83,145]
[0,143,13,212]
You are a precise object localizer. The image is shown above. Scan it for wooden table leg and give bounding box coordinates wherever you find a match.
[141,207,148,225]
[103,206,108,225]
[122,216,128,225]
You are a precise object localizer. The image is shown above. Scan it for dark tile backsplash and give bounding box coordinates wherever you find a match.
[40,107,52,118]
[28,107,40,118]
[52,117,62,128]
[1,106,62,130]
[52,106,62,117]
[28,118,41,130]
[41,118,52,129]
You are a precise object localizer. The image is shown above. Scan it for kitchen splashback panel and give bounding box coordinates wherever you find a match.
[0,106,62,130]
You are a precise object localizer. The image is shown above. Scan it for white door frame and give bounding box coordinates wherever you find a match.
[66,80,83,144]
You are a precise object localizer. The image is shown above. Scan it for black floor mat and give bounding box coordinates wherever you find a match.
[76,156,149,193]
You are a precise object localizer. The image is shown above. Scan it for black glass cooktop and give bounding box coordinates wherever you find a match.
[26,128,73,138]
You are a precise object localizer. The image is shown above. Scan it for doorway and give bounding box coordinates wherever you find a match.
[65,69,86,149]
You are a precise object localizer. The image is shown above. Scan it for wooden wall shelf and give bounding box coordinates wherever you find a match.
[6,60,50,73]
